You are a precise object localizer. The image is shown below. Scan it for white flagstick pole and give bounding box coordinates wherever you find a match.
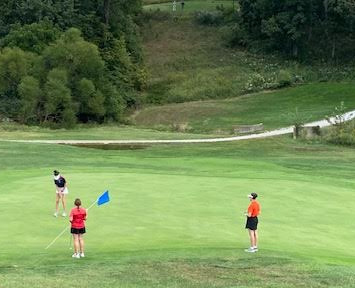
[45,198,98,250]
[86,199,98,211]
[45,226,70,250]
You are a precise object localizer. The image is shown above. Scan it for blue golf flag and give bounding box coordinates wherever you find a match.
[97,190,110,206]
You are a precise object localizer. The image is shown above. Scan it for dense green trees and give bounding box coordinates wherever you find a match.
[0,0,143,127]
[0,29,128,127]
[235,0,355,61]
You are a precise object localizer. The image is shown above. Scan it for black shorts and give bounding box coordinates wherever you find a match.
[245,217,258,230]
[71,227,86,234]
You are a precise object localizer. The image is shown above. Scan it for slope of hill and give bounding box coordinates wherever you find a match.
[133,83,355,134]
[141,4,355,107]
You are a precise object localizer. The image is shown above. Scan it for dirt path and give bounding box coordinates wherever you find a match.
[3,111,355,145]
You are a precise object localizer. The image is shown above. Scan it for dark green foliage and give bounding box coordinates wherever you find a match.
[194,11,224,26]
[43,68,75,127]
[228,0,355,61]
[0,0,143,127]
[17,76,41,124]
[101,81,125,121]
[77,78,106,120]
[42,28,105,86]
[0,29,128,127]
[0,21,59,54]
[0,47,37,118]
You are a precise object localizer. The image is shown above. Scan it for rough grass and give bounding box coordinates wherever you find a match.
[144,0,172,4]
[143,0,233,12]
[1,137,355,287]
[2,252,355,287]
[142,17,282,104]
[141,13,355,106]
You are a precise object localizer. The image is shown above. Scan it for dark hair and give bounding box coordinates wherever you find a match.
[53,170,59,176]
[251,192,258,199]
[74,198,81,208]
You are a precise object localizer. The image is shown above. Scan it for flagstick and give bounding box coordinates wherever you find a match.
[45,226,70,250]
[87,199,98,211]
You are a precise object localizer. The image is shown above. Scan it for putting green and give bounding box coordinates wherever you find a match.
[0,138,354,287]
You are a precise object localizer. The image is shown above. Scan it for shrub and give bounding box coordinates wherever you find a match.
[323,123,355,146]
[244,73,266,92]
[141,9,171,22]
[171,122,191,133]
[323,103,355,146]
[194,11,224,26]
[276,69,293,88]
[220,23,248,47]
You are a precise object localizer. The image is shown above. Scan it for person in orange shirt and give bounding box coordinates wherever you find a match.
[244,192,260,253]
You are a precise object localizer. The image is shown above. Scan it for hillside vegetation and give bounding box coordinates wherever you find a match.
[144,0,233,13]
[141,9,355,106]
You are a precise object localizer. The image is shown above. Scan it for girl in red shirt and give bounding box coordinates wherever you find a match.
[70,198,87,258]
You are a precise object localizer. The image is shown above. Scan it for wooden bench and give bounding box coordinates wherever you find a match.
[233,123,264,134]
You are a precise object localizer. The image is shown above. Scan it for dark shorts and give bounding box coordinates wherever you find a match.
[71,227,86,234]
[245,217,258,230]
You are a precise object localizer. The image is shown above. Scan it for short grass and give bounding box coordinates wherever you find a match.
[0,137,355,287]
[133,82,355,133]
[0,124,219,140]
[143,0,233,13]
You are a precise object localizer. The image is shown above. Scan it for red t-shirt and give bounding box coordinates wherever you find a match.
[70,207,87,229]
[248,200,260,217]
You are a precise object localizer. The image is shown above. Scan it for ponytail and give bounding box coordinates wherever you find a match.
[74,198,81,209]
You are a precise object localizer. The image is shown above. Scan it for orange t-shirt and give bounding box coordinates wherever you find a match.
[248,200,260,217]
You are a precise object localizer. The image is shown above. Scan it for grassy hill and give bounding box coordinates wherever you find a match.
[138,3,355,135]
[133,82,355,133]
[141,4,355,107]
[142,16,300,104]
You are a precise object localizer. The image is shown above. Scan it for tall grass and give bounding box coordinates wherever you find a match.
[144,0,172,4]
[141,16,355,106]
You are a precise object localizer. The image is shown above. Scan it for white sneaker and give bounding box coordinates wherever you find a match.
[72,253,80,259]
[80,253,85,258]
[244,247,256,253]
[62,212,67,217]
[253,247,258,252]
[53,212,58,217]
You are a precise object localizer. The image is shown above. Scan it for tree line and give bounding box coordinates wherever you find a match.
[0,0,144,127]
[229,0,355,61]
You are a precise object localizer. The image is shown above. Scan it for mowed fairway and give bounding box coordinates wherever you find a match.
[0,138,355,287]
[134,83,355,133]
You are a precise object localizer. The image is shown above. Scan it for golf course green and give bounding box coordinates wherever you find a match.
[1,1,355,287]
[0,136,354,287]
